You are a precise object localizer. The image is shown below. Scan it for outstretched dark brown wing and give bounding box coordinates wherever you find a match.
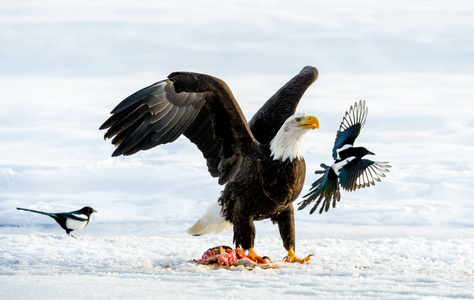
[248,66,318,144]
[100,72,258,185]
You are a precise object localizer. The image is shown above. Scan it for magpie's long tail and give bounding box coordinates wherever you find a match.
[17,207,57,218]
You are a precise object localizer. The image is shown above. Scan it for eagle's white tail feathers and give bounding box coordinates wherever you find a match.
[186,202,233,236]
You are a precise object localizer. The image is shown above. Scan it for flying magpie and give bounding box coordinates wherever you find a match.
[17,206,97,237]
[298,100,391,214]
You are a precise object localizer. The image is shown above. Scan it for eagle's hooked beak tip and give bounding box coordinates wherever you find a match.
[306,116,319,130]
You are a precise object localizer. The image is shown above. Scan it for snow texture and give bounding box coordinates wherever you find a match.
[1,1,473,299]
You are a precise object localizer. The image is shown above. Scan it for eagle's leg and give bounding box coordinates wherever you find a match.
[233,215,270,263]
[272,205,313,264]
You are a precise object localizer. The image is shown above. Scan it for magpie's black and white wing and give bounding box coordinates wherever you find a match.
[338,159,391,191]
[332,100,368,159]
[298,164,341,214]
[59,212,89,222]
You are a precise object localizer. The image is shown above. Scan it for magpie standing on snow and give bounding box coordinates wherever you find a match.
[17,206,97,237]
[298,100,391,214]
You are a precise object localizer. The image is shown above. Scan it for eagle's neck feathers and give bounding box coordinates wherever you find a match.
[269,126,305,162]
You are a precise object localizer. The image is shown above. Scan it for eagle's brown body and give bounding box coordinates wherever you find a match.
[220,149,306,251]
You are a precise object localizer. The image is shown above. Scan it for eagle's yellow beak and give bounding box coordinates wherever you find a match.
[298,115,319,130]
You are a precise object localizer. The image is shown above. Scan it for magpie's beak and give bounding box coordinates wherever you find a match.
[367,151,375,155]
[93,209,98,213]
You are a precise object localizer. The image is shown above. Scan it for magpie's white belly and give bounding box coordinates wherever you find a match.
[66,215,88,231]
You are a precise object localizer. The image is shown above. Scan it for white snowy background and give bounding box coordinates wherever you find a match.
[1,1,473,299]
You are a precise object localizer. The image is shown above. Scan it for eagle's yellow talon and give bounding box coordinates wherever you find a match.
[247,248,271,264]
[283,249,314,264]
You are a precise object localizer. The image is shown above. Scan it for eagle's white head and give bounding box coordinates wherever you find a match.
[270,112,319,162]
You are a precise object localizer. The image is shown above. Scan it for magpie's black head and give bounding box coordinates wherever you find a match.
[352,147,375,158]
[78,206,97,216]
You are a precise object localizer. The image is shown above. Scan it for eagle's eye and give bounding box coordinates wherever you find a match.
[295,117,302,122]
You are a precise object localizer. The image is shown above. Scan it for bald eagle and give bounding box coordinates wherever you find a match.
[100,66,319,263]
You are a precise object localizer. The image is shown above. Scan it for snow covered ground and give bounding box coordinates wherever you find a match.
[1,223,473,299]
[1,1,473,299]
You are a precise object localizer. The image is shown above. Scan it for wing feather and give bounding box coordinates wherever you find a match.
[338,159,391,191]
[156,106,198,144]
[101,72,258,184]
[248,66,318,144]
[109,81,166,114]
[332,100,368,159]
[59,213,88,222]
[298,164,341,214]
